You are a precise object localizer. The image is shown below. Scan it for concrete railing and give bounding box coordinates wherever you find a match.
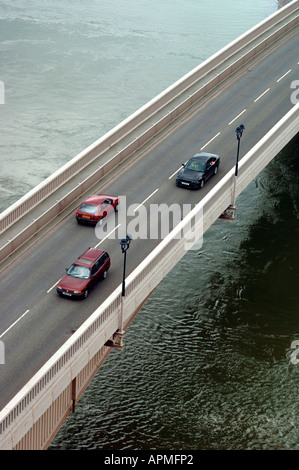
[0,103,298,450]
[0,0,298,257]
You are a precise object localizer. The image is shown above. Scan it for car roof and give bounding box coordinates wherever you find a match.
[190,152,219,162]
[83,194,116,205]
[75,248,106,266]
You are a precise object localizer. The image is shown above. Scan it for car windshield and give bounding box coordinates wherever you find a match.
[79,203,97,214]
[67,264,90,279]
[185,160,205,172]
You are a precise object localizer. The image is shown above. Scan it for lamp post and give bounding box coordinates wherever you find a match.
[120,234,132,297]
[232,124,245,208]
[119,234,132,339]
[218,124,245,222]
[235,124,245,176]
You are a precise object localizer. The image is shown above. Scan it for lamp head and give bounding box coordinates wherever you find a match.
[235,124,245,139]
[120,234,132,253]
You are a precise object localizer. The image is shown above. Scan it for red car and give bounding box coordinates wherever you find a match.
[76,194,119,225]
[56,248,110,299]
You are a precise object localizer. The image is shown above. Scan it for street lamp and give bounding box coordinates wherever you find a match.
[120,234,132,298]
[219,123,245,222]
[104,234,133,350]
[115,234,132,347]
[235,124,245,176]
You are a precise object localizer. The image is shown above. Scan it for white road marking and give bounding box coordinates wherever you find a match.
[254,88,270,102]
[276,69,292,82]
[201,132,221,150]
[47,279,61,293]
[94,223,121,247]
[0,310,30,339]
[228,109,246,126]
[169,161,190,179]
[133,189,159,212]
[169,167,182,179]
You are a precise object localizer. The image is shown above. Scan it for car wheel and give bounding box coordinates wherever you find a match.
[114,204,119,212]
[83,289,89,299]
[213,165,218,175]
[102,270,108,279]
[200,179,205,188]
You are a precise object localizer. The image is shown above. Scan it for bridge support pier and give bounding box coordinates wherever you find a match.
[218,205,236,221]
[105,330,125,350]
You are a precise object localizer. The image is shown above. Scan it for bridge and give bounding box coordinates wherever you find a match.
[0,0,298,449]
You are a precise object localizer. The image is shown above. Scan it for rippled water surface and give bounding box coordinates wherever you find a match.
[1,0,298,450]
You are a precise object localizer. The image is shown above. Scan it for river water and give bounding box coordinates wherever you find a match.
[1,0,298,451]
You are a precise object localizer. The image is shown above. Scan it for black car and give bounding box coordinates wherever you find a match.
[176,152,220,189]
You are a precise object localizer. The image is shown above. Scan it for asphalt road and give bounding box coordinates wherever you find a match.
[0,30,298,410]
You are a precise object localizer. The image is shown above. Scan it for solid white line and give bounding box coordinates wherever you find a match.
[228,109,246,126]
[133,189,159,212]
[201,132,221,150]
[0,310,30,339]
[254,88,270,102]
[94,223,121,247]
[277,69,292,82]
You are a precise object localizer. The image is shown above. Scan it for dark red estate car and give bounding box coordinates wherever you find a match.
[76,194,119,225]
[57,248,110,299]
